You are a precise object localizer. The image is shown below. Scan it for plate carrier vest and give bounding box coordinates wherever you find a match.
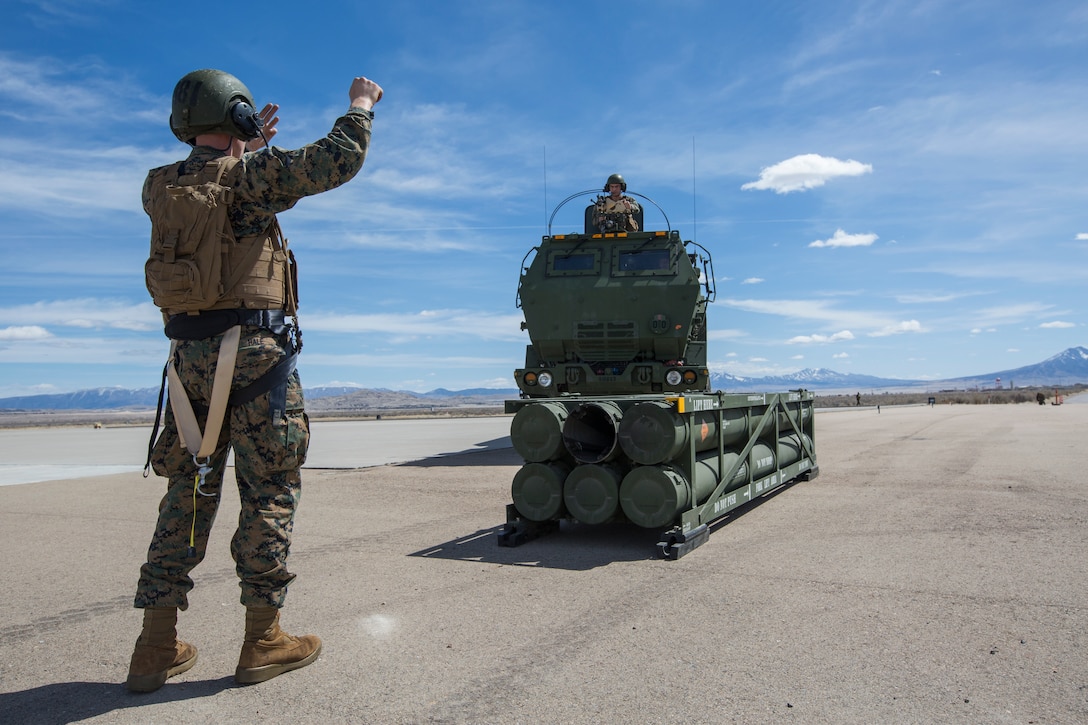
[144,156,297,317]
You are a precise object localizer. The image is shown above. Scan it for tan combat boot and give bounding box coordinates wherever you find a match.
[234,606,321,685]
[125,607,198,692]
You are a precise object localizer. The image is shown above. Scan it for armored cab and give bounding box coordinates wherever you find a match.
[514,226,712,397]
[501,187,818,558]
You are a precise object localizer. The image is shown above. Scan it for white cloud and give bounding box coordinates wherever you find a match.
[1040,320,1075,329]
[0,325,52,341]
[833,352,850,359]
[868,320,924,337]
[1076,233,1088,241]
[304,309,525,341]
[741,154,873,194]
[707,329,748,341]
[0,299,160,331]
[721,297,908,333]
[809,229,878,248]
[786,330,855,344]
[0,333,164,365]
[896,292,978,304]
[971,303,1055,327]
[741,277,764,285]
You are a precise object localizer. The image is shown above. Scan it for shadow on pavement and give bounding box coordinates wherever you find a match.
[409,521,662,570]
[0,676,236,725]
[410,477,806,570]
[400,440,519,467]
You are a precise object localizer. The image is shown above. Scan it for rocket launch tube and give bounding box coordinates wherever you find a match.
[511,461,571,521]
[510,402,569,462]
[617,401,749,465]
[777,433,813,468]
[564,463,624,524]
[620,442,776,529]
[562,401,625,464]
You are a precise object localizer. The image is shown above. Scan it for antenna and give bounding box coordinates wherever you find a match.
[692,137,698,243]
[543,146,548,234]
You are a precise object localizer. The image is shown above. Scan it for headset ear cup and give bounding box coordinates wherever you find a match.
[230,100,261,140]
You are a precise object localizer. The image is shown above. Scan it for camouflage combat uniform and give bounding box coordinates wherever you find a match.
[135,109,373,610]
[594,195,641,231]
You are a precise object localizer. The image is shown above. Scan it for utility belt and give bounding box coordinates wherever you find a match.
[164,308,293,339]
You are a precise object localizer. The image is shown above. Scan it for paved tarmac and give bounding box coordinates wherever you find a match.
[0,402,1085,723]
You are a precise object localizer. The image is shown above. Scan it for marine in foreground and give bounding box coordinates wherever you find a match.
[127,68,382,692]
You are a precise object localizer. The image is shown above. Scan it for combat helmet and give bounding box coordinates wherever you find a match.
[603,173,627,192]
[169,69,263,144]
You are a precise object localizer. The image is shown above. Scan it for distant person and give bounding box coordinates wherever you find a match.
[593,173,641,232]
[856,392,861,406]
[128,69,382,692]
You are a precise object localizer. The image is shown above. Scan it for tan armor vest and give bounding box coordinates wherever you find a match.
[145,157,297,317]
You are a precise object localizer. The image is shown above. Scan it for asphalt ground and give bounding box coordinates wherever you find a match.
[0,402,1085,724]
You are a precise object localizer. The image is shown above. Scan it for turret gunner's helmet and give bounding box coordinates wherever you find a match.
[604,173,627,192]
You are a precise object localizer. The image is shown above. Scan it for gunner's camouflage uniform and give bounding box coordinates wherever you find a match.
[135,109,373,610]
[594,195,641,231]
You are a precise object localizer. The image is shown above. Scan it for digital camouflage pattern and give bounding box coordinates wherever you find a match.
[136,328,308,609]
[136,108,373,611]
[143,108,373,239]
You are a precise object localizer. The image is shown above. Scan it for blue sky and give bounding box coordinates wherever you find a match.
[1,0,1085,397]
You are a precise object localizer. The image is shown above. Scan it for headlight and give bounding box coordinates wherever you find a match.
[523,371,538,386]
[665,369,683,386]
[537,371,553,388]
[682,369,698,384]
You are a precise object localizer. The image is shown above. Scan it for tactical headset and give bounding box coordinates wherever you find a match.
[229,99,264,141]
[603,173,627,192]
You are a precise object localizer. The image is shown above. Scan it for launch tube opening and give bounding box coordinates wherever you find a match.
[561,401,623,464]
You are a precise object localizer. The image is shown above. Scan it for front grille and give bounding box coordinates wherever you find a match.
[573,320,637,358]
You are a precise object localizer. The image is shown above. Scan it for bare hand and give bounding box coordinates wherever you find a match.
[349,77,383,110]
[245,103,280,151]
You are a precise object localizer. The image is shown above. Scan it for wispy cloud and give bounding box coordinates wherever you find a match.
[0,299,160,330]
[720,298,916,334]
[0,325,52,341]
[303,309,525,342]
[895,291,983,304]
[969,302,1056,328]
[787,331,855,344]
[868,320,923,337]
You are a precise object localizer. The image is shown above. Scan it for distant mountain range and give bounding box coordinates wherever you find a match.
[1,347,1085,411]
[714,346,1088,392]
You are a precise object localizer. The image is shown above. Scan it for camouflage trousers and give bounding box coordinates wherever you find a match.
[135,327,309,610]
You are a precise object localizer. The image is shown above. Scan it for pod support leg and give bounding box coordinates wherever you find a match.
[497,504,560,547]
[657,524,709,560]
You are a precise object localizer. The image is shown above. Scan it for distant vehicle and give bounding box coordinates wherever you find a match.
[500,186,819,558]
